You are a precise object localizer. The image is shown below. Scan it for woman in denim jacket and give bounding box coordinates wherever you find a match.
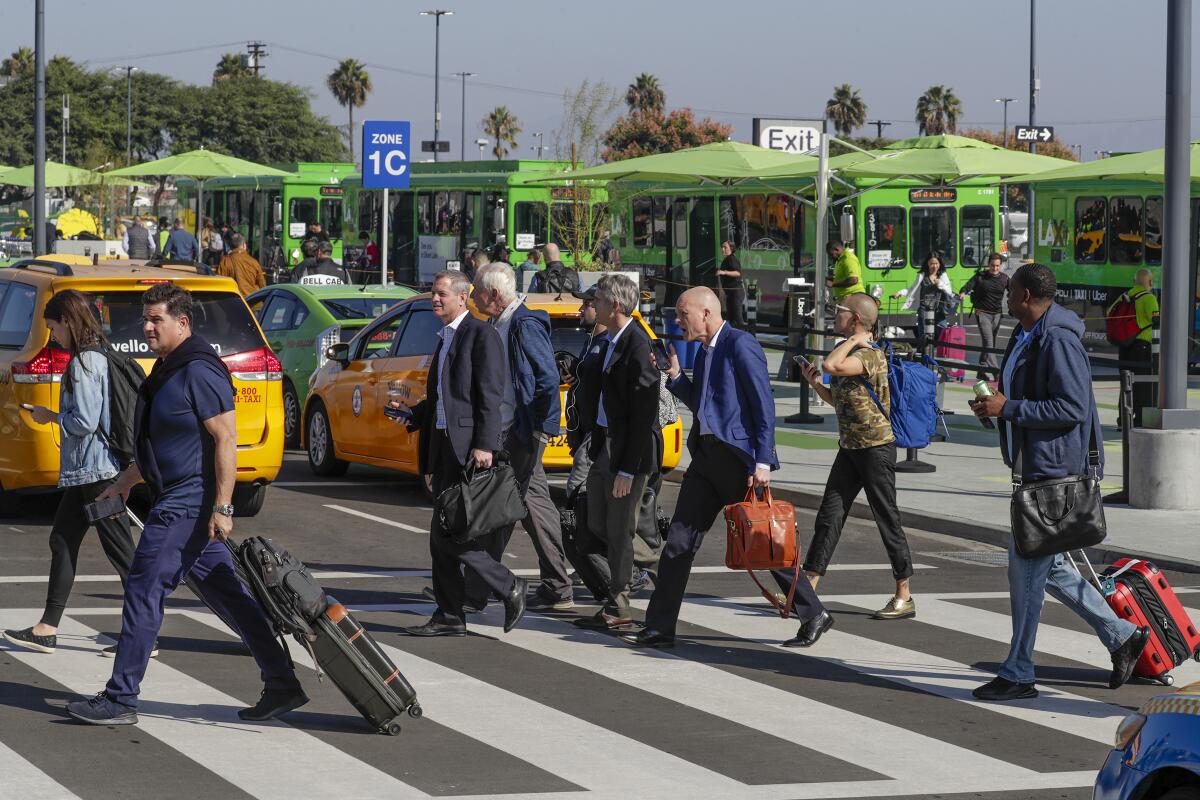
[4,290,139,656]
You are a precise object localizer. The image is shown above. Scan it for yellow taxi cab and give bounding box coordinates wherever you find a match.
[302,292,684,477]
[0,256,284,516]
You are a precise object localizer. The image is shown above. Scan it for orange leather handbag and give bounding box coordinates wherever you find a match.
[724,487,802,618]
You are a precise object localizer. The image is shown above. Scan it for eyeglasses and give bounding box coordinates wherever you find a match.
[834,305,854,314]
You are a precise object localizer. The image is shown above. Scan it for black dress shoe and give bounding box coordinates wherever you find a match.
[405,618,467,637]
[573,611,636,630]
[1109,626,1151,689]
[972,676,1038,701]
[503,577,528,633]
[782,611,834,648]
[238,687,310,721]
[620,628,674,648]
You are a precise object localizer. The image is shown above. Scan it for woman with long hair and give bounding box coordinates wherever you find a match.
[895,252,955,349]
[3,290,144,656]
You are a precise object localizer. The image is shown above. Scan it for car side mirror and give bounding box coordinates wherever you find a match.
[325,342,350,365]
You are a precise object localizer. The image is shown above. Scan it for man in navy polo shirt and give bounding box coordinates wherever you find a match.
[65,283,306,725]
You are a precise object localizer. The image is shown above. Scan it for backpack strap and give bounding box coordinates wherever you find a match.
[855,344,890,421]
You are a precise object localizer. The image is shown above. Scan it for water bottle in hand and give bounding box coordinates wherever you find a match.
[972,379,996,429]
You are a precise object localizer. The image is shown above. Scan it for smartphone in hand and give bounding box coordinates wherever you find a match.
[84,494,127,524]
[649,339,672,372]
[383,402,412,421]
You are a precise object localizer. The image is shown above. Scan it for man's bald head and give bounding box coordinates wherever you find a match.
[844,293,879,329]
[675,286,725,343]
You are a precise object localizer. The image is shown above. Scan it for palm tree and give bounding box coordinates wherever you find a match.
[482,106,522,159]
[825,84,867,138]
[915,85,963,135]
[212,52,251,85]
[327,59,373,165]
[1,47,34,77]
[625,73,665,113]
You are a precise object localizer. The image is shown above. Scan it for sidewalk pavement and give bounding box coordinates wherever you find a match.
[669,350,1200,574]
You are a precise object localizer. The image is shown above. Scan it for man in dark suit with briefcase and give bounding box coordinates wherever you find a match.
[400,270,527,637]
[624,287,829,649]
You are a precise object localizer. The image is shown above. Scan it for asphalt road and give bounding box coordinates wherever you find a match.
[0,451,1196,800]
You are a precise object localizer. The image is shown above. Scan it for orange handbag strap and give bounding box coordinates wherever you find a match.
[730,518,802,620]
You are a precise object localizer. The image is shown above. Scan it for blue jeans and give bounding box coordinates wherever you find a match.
[999,534,1138,684]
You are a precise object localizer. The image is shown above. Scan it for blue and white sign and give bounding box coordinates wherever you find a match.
[362,121,411,189]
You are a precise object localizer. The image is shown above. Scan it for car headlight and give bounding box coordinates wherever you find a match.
[1114,713,1146,750]
[315,324,342,369]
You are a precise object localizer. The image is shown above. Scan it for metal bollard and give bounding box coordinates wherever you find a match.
[639,290,655,327]
[746,280,759,333]
[1104,369,1135,505]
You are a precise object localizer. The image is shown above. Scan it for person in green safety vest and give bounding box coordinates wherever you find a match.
[826,241,864,302]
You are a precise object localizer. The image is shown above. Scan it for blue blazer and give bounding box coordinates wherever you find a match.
[669,324,778,472]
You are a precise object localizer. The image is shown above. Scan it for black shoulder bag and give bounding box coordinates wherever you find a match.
[434,456,527,544]
[1009,340,1107,558]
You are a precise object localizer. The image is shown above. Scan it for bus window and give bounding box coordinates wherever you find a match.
[227,191,243,228]
[462,192,480,240]
[960,205,994,268]
[632,197,652,247]
[910,207,957,267]
[416,192,434,234]
[672,198,689,249]
[719,195,742,247]
[357,192,375,234]
[1074,197,1107,263]
[321,198,343,239]
[514,201,548,246]
[652,197,669,247]
[551,202,586,252]
[289,197,317,228]
[481,192,500,249]
[864,206,906,268]
[1145,196,1163,265]
[1109,196,1143,265]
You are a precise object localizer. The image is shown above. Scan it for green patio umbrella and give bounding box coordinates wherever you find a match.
[838,134,1072,181]
[752,149,883,180]
[528,141,816,186]
[0,161,144,187]
[1006,141,1200,184]
[108,148,292,236]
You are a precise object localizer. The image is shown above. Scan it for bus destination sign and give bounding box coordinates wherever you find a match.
[909,187,957,203]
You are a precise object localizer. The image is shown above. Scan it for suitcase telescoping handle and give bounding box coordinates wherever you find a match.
[1066,550,1139,598]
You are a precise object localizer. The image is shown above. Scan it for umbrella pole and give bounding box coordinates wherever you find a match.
[196,179,204,243]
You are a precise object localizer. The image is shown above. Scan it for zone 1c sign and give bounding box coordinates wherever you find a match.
[362,120,411,189]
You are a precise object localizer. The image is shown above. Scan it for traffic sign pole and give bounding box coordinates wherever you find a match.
[381,188,389,286]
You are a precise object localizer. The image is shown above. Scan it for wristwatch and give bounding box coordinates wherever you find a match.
[212,503,235,517]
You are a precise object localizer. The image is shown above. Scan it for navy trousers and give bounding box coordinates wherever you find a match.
[106,508,300,709]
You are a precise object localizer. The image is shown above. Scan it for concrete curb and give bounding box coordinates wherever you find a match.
[663,471,1200,576]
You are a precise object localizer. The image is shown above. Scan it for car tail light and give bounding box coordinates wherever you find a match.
[222,346,282,382]
[315,324,342,368]
[12,345,71,383]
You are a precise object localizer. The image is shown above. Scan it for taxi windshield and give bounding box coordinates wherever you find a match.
[88,290,264,357]
[320,297,397,320]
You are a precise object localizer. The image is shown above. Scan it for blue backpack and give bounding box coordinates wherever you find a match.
[857,341,941,449]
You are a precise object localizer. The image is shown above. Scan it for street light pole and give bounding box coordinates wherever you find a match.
[33,0,45,256]
[1027,0,1038,242]
[452,71,475,160]
[420,10,453,162]
[475,139,487,160]
[531,132,544,158]
[994,97,1016,148]
[868,119,891,139]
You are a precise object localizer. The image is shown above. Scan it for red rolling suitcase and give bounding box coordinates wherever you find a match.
[1100,559,1200,686]
[936,321,967,381]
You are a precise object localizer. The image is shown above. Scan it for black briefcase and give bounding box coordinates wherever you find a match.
[435,459,527,543]
[1010,428,1106,559]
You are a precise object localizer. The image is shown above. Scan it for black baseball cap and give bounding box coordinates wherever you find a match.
[571,285,598,300]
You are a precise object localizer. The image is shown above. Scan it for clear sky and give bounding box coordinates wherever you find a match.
[1,0,1194,163]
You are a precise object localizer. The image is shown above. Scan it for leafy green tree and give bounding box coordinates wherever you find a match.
[196,79,348,163]
[1,47,34,77]
[915,85,962,135]
[212,52,251,85]
[625,73,665,113]
[825,84,867,138]
[326,58,372,165]
[482,106,522,159]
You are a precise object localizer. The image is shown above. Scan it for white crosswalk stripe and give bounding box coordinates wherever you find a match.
[0,585,1182,799]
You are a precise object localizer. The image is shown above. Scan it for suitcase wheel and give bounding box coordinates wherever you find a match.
[408,703,423,719]
[1194,646,1200,663]
[1159,674,1174,687]
[384,722,403,736]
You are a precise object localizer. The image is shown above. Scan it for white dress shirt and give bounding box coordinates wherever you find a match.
[435,310,471,430]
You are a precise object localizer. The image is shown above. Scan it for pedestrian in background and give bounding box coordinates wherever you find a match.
[201,218,223,267]
[716,240,746,329]
[627,287,830,649]
[401,271,528,637]
[826,241,864,302]
[959,252,1009,381]
[1108,268,1158,427]
[576,274,659,630]
[896,252,955,349]
[467,263,574,612]
[123,216,156,260]
[3,290,137,656]
[516,247,541,292]
[292,240,351,286]
[66,284,307,725]
[531,243,581,294]
[217,232,267,296]
[970,263,1148,701]
[566,286,605,495]
[162,219,199,262]
[798,293,916,620]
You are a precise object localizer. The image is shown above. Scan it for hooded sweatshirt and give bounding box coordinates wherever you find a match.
[502,302,562,445]
[997,302,1104,482]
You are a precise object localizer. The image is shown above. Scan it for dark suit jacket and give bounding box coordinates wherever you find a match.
[588,320,659,475]
[411,313,505,473]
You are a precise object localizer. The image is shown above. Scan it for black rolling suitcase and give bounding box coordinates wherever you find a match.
[311,601,421,735]
[220,535,422,735]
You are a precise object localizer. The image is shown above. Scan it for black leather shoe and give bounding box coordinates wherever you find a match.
[1109,626,1151,689]
[972,676,1038,701]
[620,628,674,648]
[404,618,467,637]
[782,611,834,648]
[573,611,635,630]
[503,577,528,633]
[238,687,310,721]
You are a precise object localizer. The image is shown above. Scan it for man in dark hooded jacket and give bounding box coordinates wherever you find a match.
[971,263,1148,702]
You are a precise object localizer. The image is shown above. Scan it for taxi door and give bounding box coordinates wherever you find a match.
[331,308,408,456]
[366,303,442,470]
